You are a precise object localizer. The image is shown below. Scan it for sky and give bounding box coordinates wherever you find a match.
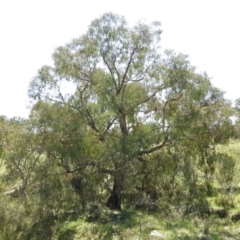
[0,0,239,118]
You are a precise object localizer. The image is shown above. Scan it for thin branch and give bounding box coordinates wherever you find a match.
[112,58,121,84]
[162,93,183,128]
[77,84,84,95]
[103,117,118,135]
[126,65,151,83]
[138,135,170,155]
[81,100,99,133]
[163,94,183,114]
[120,47,138,91]
[77,84,90,100]
[30,158,118,185]
[101,51,118,90]
[47,97,84,116]
[47,97,65,105]
[125,85,167,114]
[55,81,66,104]
[24,152,42,188]
[31,171,71,184]
[79,71,92,81]
[76,75,91,83]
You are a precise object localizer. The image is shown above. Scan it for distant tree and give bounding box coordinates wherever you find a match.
[28,12,233,210]
[233,98,240,137]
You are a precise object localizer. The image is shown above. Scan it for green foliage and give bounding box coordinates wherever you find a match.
[0,12,238,239]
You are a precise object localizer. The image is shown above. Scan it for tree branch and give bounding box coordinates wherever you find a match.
[125,85,167,114]
[119,47,138,92]
[138,135,170,155]
[100,51,118,91]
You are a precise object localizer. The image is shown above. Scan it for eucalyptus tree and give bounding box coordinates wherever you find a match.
[28,13,233,210]
[233,98,240,137]
[0,116,45,198]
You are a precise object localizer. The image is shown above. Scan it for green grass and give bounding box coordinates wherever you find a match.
[217,139,240,158]
[47,209,240,239]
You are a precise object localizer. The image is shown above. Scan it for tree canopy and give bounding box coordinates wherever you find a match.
[0,16,237,240]
[23,12,235,210]
[0,12,238,239]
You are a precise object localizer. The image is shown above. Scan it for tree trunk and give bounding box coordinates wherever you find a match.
[106,111,127,210]
[107,176,124,210]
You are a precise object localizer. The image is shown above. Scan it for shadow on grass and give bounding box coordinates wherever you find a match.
[53,209,140,239]
[89,210,140,239]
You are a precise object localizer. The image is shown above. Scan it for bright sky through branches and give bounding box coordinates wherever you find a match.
[0,0,239,118]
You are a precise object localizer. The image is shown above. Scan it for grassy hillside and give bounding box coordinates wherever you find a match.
[55,140,240,239]
[51,210,240,239]
[217,139,240,159]
[1,139,240,239]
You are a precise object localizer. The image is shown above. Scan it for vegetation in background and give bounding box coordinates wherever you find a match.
[0,13,239,239]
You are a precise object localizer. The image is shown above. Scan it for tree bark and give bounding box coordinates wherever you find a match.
[107,175,124,210]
